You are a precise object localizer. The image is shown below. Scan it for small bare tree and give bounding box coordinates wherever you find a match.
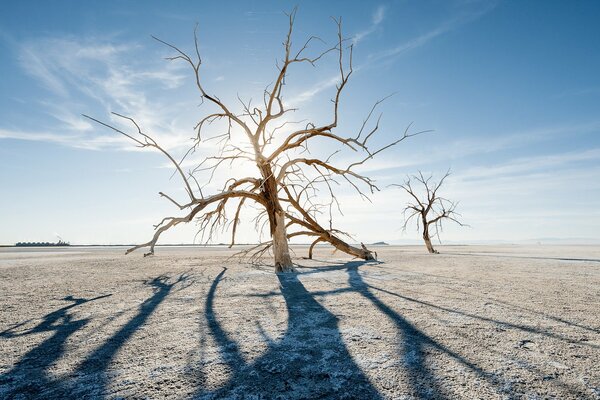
[85,10,424,272]
[392,171,466,254]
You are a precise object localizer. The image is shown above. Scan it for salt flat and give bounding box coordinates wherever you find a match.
[0,245,598,399]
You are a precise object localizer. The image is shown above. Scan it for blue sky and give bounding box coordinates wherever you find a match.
[1,0,599,245]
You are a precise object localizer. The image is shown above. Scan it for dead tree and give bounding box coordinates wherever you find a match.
[392,171,466,254]
[85,10,424,272]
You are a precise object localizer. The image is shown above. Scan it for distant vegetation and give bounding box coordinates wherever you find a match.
[15,240,70,247]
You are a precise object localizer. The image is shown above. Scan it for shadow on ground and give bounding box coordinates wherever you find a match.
[0,274,188,399]
[1,261,593,399]
[192,262,504,399]
[194,261,597,399]
[193,266,383,399]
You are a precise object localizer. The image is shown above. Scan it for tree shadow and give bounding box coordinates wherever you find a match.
[194,267,383,399]
[323,262,592,397]
[342,262,494,398]
[199,259,600,398]
[0,274,188,400]
[290,261,499,397]
[0,294,110,399]
[69,274,189,398]
[300,261,599,347]
[376,268,599,334]
[367,284,600,345]
[199,261,529,399]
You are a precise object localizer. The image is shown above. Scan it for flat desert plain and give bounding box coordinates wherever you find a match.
[0,245,599,399]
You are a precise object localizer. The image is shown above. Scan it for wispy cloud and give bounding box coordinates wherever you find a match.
[369,22,454,62]
[289,2,495,107]
[353,5,386,44]
[0,127,130,150]
[457,148,600,182]
[446,163,600,236]
[372,5,385,25]
[11,36,192,151]
[39,100,94,132]
[285,5,389,106]
[354,120,600,176]
[20,48,68,96]
[439,121,600,160]
[368,1,496,63]
[288,75,340,106]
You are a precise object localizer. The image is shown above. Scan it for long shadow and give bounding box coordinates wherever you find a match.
[276,262,511,396]
[0,294,110,399]
[482,294,600,334]
[204,262,501,398]
[342,262,497,399]
[193,267,382,399]
[308,261,599,396]
[336,263,593,397]
[294,264,600,348]
[342,264,599,334]
[68,274,188,398]
[0,275,187,400]
[382,271,600,333]
[367,284,600,346]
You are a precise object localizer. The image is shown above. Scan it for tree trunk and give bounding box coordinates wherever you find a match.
[259,162,294,272]
[327,235,376,261]
[273,210,294,272]
[423,228,437,254]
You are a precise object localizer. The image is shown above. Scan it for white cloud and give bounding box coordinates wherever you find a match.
[369,22,455,62]
[368,1,496,63]
[0,127,130,150]
[39,101,94,132]
[353,5,386,44]
[289,2,496,108]
[457,148,600,182]
[372,5,386,25]
[12,36,192,152]
[288,75,340,106]
[349,121,600,176]
[19,45,69,96]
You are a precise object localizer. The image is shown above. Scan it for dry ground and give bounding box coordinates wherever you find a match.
[0,245,599,399]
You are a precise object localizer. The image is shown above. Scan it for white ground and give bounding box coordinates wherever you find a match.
[0,245,599,399]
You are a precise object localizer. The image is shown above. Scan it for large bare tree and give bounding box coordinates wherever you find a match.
[85,10,423,272]
[392,171,466,254]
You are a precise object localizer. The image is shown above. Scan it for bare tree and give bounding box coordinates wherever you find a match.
[392,170,466,254]
[85,9,425,272]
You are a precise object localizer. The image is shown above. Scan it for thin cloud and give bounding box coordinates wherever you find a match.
[372,5,386,25]
[19,45,69,96]
[346,120,600,176]
[290,2,495,106]
[39,101,95,132]
[369,22,454,61]
[368,1,496,63]
[0,127,129,150]
[10,36,192,151]
[353,5,386,44]
[288,75,340,106]
[457,148,600,182]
